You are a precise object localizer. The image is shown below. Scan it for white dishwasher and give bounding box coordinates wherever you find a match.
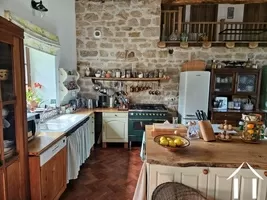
[40,136,66,166]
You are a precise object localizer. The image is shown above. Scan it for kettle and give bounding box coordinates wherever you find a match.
[109,96,115,108]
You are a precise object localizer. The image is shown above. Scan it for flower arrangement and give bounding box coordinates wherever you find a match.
[26,82,43,111]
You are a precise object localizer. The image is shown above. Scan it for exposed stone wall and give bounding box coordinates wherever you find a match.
[76,0,267,111]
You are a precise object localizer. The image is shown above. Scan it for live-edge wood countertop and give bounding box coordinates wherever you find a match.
[145,125,267,169]
[28,108,128,156]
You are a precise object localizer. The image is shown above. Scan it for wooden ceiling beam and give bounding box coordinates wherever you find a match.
[162,0,267,4]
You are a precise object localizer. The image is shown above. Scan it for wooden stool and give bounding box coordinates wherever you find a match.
[152,182,207,200]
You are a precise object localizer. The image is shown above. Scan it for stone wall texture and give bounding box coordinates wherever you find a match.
[76,0,267,111]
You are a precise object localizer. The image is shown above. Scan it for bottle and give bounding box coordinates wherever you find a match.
[85,67,90,77]
[239,121,244,131]
[211,60,217,69]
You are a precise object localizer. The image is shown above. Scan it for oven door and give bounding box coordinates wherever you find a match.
[128,119,166,142]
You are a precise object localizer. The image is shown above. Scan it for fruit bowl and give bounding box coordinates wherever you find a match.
[154,134,190,152]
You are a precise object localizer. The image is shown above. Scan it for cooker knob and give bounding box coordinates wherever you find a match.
[153,113,155,116]
[149,113,152,116]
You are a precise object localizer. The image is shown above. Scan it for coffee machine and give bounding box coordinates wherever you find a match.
[98,95,109,108]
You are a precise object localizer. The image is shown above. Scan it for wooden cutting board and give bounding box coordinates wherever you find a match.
[181,60,206,72]
[152,123,187,137]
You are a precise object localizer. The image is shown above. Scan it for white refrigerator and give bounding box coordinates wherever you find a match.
[178,71,211,125]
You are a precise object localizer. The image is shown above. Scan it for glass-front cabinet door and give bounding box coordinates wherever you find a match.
[214,73,234,93]
[235,73,257,93]
[0,41,17,164]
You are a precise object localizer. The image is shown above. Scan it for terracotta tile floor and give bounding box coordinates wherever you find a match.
[60,146,142,200]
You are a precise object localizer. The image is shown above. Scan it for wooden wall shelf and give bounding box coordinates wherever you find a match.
[90,77,170,81]
[163,41,267,48]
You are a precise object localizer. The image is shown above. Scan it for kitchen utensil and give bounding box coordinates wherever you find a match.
[195,111,202,120]
[99,88,107,94]
[154,135,190,152]
[130,85,134,93]
[200,110,207,120]
[93,82,102,91]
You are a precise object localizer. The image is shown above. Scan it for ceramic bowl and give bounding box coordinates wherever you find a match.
[154,134,190,152]
[95,73,101,78]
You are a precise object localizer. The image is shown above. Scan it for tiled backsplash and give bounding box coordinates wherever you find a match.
[76,0,267,111]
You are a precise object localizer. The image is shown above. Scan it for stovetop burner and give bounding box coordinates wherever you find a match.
[129,104,167,112]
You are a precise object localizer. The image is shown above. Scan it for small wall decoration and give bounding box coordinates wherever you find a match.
[227,7,235,19]
[93,30,102,39]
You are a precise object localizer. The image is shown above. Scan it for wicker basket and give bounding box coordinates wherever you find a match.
[152,182,207,200]
[0,69,9,81]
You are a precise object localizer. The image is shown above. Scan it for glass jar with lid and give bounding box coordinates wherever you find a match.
[241,120,263,143]
[154,69,159,78]
[115,69,121,78]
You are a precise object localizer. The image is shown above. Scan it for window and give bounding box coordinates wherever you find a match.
[24,47,31,88]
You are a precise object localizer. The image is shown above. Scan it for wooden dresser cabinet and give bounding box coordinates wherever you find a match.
[209,68,263,126]
[0,17,29,200]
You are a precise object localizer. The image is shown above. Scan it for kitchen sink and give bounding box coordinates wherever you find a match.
[40,122,68,131]
[39,113,88,132]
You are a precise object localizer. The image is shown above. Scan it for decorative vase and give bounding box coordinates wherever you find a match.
[28,100,38,112]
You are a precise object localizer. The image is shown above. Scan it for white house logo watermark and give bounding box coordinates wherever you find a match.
[227,162,263,200]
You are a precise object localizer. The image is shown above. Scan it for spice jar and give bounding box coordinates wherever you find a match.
[159,69,164,78]
[115,69,121,78]
[154,69,159,78]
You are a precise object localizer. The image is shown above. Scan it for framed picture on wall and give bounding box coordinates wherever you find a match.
[227,7,235,19]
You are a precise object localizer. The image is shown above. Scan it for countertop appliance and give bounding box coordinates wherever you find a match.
[128,104,168,147]
[178,71,211,125]
[87,98,98,109]
[27,113,40,141]
[98,95,108,108]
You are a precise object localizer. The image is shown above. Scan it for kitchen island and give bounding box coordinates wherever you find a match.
[142,125,267,200]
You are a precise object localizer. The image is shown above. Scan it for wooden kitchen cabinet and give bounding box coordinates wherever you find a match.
[0,16,29,200]
[148,164,208,199]
[102,112,128,148]
[0,168,4,200]
[207,167,267,200]
[6,161,21,200]
[147,164,267,200]
[29,137,67,200]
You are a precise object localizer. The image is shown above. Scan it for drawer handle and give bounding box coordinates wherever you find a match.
[52,145,59,153]
[264,171,267,177]
[115,114,117,116]
[203,169,209,175]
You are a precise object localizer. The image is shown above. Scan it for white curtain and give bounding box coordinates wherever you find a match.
[67,120,91,183]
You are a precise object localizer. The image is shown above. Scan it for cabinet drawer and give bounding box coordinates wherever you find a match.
[212,113,241,120]
[103,112,128,118]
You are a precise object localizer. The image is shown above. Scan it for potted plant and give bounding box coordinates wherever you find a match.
[26,82,43,111]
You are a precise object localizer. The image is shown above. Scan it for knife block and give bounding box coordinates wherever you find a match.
[198,120,216,142]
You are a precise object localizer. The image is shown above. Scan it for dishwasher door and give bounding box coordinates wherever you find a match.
[40,136,66,166]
